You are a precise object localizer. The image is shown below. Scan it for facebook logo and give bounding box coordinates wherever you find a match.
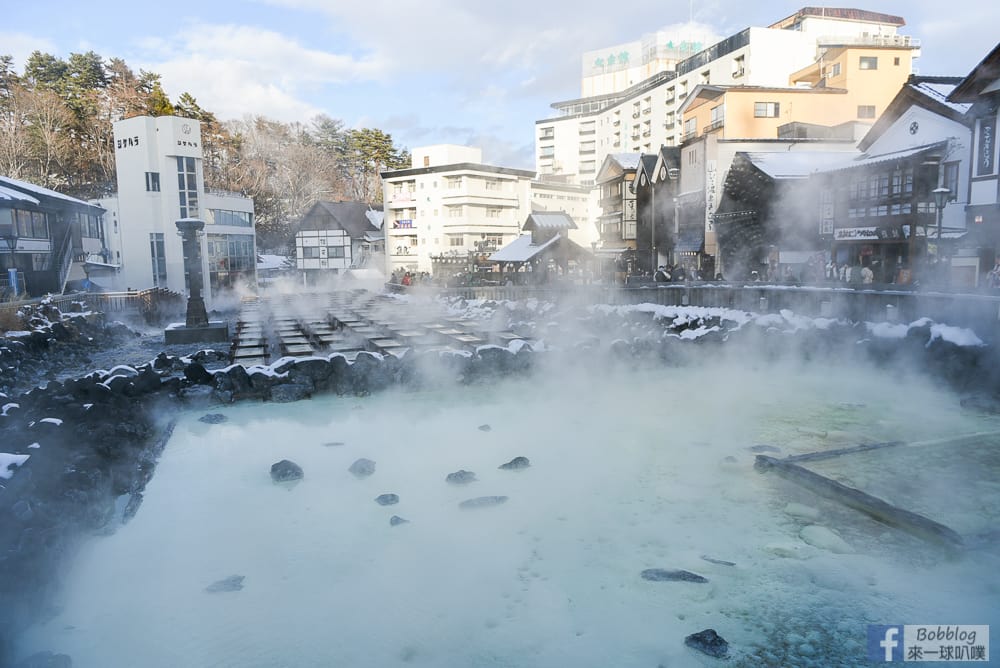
[868,625,904,662]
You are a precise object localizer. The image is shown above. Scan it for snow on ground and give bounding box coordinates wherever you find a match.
[0,452,30,479]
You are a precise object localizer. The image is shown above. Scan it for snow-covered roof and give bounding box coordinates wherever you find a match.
[744,151,860,179]
[257,254,291,271]
[0,175,101,209]
[0,183,40,204]
[909,80,972,115]
[523,212,577,231]
[489,234,560,263]
[609,153,642,170]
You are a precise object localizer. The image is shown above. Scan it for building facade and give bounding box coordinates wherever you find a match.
[0,176,106,297]
[381,145,534,276]
[294,201,383,282]
[535,8,915,187]
[948,43,1000,278]
[95,115,256,308]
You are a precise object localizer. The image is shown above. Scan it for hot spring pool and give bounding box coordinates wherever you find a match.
[17,358,1000,667]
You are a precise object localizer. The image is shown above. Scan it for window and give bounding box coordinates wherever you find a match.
[539,146,555,159]
[486,208,501,218]
[301,246,321,259]
[732,56,746,78]
[327,246,345,258]
[207,233,254,290]
[447,177,462,189]
[149,233,167,287]
[580,160,596,173]
[710,104,725,123]
[448,207,463,218]
[859,56,878,70]
[145,172,160,192]
[684,118,697,136]
[13,209,48,238]
[857,105,876,119]
[485,179,500,191]
[893,57,900,66]
[700,70,710,85]
[754,102,780,118]
[423,156,430,167]
[79,213,101,239]
[176,156,198,218]
[209,209,253,227]
[449,236,463,247]
[393,183,402,195]
[943,161,959,200]
[580,141,596,153]
[829,63,841,77]
[539,127,555,140]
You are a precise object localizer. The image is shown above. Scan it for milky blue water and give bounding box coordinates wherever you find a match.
[18,360,1000,667]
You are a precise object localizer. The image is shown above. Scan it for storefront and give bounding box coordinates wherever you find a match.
[831,225,914,284]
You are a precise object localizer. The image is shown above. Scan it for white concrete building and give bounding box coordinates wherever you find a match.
[95,115,256,308]
[381,145,534,276]
[529,180,600,248]
[535,7,916,186]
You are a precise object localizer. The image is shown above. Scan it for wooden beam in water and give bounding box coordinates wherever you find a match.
[754,454,964,549]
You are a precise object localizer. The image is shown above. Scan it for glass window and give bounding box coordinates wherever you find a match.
[145,172,160,192]
[754,102,780,118]
[859,56,878,70]
[149,233,167,287]
[177,156,199,218]
[857,105,876,119]
[943,162,959,200]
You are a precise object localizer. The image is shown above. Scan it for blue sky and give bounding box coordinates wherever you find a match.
[3,0,997,169]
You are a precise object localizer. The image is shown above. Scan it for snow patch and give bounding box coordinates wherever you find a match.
[2,403,19,416]
[0,453,30,479]
[39,417,63,426]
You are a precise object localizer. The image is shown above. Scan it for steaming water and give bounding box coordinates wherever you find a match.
[18,359,1000,667]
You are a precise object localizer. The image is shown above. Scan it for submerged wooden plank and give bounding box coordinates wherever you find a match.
[754,454,964,549]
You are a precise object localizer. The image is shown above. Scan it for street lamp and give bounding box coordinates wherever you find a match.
[932,187,950,253]
[2,225,18,295]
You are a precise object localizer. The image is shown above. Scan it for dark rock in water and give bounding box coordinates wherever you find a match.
[749,444,781,453]
[641,568,708,583]
[390,515,409,526]
[12,499,33,522]
[459,495,508,509]
[478,424,491,432]
[270,382,311,403]
[122,493,144,524]
[375,493,399,506]
[684,629,729,658]
[323,441,346,447]
[446,470,477,484]
[700,555,735,567]
[205,575,245,593]
[198,413,227,424]
[14,651,72,668]
[498,456,530,470]
[270,459,304,483]
[349,458,376,478]
[183,362,213,385]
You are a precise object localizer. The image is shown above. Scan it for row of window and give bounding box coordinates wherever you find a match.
[209,209,253,227]
[300,246,346,259]
[6,209,49,239]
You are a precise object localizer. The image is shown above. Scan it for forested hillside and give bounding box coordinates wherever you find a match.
[0,51,409,248]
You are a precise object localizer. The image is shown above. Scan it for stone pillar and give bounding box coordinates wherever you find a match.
[176,218,208,327]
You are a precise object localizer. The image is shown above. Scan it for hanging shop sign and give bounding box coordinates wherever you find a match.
[833,226,879,241]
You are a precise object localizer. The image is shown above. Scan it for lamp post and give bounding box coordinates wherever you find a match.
[932,186,951,287]
[932,187,950,254]
[2,226,18,296]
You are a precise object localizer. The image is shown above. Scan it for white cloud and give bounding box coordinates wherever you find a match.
[136,23,384,122]
[0,32,58,70]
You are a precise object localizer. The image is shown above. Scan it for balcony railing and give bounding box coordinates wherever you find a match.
[682,130,698,143]
[703,118,725,134]
[642,130,652,137]
[579,128,596,135]
[664,122,675,129]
